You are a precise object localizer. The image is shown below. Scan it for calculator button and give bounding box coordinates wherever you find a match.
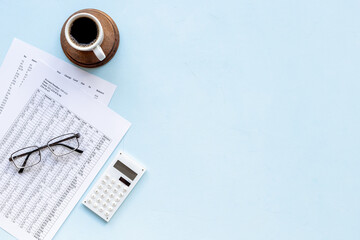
[105,175,110,180]
[105,212,109,216]
[116,184,121,188]
[113,188,118,193]
[95,189,99,194]
[102,203,107,208]
[97,198,101,203]
[108,207,113,212]
[107,184,112,189]
[101,180,106,184]
[104,189,108,194]
[91,194,95,199]
[119,192,124,197]
[98,185,102,189]
[100,194,105,198]
[115,197,120,202]
[123,187,128,192]
[106,198,111,203]
[112,202,116,207]
[111,179,116,184]
[110,193,114,198]
[93,203,98,208]
[87,199,92,204]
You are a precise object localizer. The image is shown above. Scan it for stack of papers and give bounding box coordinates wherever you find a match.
[0,39,130,240]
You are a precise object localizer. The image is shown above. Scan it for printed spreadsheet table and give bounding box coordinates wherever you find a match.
[0,89,111,240]
[0,38,117,118]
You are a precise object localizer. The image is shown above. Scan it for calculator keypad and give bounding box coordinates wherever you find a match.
[85,175,126,220]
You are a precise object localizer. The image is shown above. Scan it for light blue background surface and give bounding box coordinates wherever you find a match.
[0,0,359,239]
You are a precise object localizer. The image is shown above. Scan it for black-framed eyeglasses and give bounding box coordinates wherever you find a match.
[9,133,84,173]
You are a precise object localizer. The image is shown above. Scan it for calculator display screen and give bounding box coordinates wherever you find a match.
[113,161,137,180]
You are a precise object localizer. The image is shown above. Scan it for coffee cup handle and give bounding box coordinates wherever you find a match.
[93,45,106,61]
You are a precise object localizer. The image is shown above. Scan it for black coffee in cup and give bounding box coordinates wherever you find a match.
[70,17,99,46]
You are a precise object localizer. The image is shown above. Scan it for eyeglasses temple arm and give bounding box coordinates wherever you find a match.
[50,143,84,153]
[9,148,40,161]
[18,153,31,174]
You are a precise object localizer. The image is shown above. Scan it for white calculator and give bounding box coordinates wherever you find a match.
[83,152,146,222]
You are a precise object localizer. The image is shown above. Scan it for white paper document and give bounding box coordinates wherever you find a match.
[0,63,130,240]
[0,38,116,116]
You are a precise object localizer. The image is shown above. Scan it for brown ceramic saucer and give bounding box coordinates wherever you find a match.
[60,9,120,68]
